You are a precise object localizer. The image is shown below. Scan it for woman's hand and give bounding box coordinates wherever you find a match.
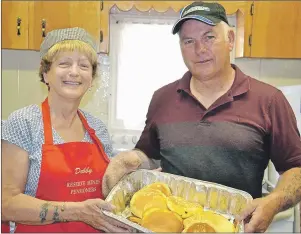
[78,198,133,233]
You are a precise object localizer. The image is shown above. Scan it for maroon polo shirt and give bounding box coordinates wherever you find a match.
[135,64,301,198]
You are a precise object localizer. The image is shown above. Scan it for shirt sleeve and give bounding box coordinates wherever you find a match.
[268,90,301,172]
[135,91,161,160]
[1,108,34,154]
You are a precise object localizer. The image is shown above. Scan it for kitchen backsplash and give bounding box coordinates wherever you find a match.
[2,49,301,122]
[2,50,110,123]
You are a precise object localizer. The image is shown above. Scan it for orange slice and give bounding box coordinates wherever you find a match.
[141,208,184,232]
[130,188,167,218]
[142,182,172,196]
[182,221,216,232]
[166,196,203,218]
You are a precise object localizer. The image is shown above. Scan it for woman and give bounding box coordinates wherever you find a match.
[1,27,131,233]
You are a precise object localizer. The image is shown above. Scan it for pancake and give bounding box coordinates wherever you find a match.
[130,188,167,218]
[141,208,184,232]
[142,182,172,196]
[166,196,203,218]
[182,221,216,232]
[184,210,235,232]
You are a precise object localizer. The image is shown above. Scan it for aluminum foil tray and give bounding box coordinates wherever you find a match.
[103,169,253,233]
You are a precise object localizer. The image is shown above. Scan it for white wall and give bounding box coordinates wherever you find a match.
[2,50,301,122]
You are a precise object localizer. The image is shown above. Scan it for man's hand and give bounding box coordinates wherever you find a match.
[102,151,143,198]
[236,195,280,233]
[237,168,301,232]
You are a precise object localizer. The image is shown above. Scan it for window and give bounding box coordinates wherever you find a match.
[109,10,187,132]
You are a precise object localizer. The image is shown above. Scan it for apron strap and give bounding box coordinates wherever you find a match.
[42,98,54,145]
[78,111,110,163]
[42,98,110,163]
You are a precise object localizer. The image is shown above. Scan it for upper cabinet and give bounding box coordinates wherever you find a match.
[2,1,301,58]
[28,1,70,50]
[29,1,102,51]
[250,1,301,58]
[1,1,252,56]
[2,1,29,50]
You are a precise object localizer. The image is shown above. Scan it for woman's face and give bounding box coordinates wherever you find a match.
[43,51,93,100]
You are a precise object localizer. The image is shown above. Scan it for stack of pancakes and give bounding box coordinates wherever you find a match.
[126,182,235,233]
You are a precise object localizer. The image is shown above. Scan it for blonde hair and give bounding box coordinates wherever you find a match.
[39,40,98,87]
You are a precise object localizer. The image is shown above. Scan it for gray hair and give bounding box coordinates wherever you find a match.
[177,20,234,42]
[219,21,234,41]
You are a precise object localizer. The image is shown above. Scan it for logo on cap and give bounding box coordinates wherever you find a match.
[182,6,210,17]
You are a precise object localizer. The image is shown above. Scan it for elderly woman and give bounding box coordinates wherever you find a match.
[1,27,130,233]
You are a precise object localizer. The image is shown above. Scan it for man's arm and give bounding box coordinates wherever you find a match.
[134,149,160,170]
[237,90,301,232]
[269,167,301,212]
[267,90,301,211]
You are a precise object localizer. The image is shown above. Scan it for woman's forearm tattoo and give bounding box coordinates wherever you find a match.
[39,203,49,223]
[52,206,60,223]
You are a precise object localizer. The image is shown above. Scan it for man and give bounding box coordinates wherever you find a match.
[103,1,301,232]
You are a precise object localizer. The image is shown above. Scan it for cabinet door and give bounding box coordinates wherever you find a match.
[99,1,110,54]
[251,1,301,58]
[2,1,29,49]
[29,1,101,52]
[219,1,253,57]
[29,1,69,50]
[69,1,101,52]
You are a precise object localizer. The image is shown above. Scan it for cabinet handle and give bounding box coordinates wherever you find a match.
[100,0,104,11]
[100,30,103,43]
[17,17,22,36]
[41,19,46,37]
[248,34,252,46]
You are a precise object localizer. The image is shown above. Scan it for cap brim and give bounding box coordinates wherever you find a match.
[172,15,221,34]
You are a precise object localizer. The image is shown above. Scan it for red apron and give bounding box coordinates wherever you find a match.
[2,98,110,233]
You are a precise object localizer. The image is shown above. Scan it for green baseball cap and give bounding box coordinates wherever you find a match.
[172,1,229,34]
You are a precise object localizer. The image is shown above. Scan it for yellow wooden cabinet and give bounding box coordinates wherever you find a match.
[3,1,301,58]
[2,1,29,49]
[250,1,301,58]
[29,1,102,52]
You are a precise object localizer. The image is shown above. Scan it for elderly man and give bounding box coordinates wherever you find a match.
[103,1,301,232]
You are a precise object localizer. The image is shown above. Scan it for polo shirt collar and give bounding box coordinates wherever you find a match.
[177,64,250,97]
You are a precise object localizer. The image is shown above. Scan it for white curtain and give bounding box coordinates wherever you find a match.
[110,14,188,131]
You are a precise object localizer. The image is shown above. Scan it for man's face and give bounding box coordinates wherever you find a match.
[179,20,234,80]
